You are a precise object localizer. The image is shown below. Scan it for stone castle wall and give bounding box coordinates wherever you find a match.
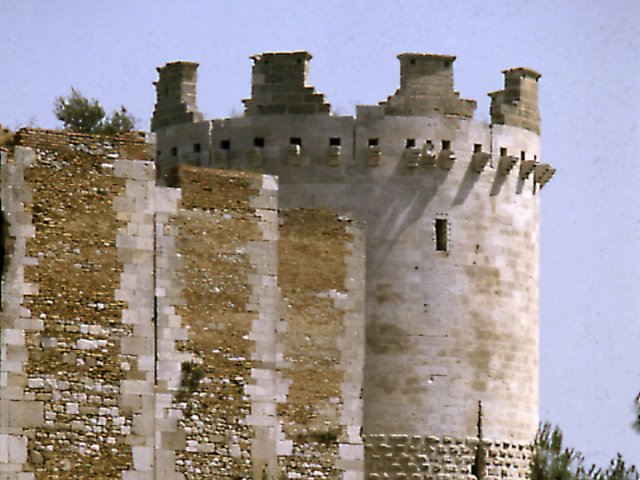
[0,129,365,479]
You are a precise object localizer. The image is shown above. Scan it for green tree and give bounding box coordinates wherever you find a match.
[531,423,586,480]
[54,88,136,134]
[531,423,638,480]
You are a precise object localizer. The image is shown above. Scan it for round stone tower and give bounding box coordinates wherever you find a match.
[152,51,555,478]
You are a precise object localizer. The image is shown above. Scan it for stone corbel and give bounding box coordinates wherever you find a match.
[367,145,382,166]
[249,147,264,167]
[498,155,517,175]
[404,146,422,168]
[327,145,342,166]
[438,149,456,170]
[519,159,537,180]
[287,144,301,166]
[471,152,490,173]
[534,163,556,187]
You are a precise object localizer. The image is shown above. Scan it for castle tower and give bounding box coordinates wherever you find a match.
[152,52,556,478]
[151,61,203,131]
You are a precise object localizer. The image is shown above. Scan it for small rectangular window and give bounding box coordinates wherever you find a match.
[521,151,526,160]
[500,147,507,156]
[441,140,451,150]
[220,140,231,150]
[254,137,265,148]
[368,138,379,147]
[171,147,177,156]
[290,137,302,146]
[474,143,482,153]
[435,219,448,252]
[329,137,341,146]
[193,143,201,153]
[405,138,416,148]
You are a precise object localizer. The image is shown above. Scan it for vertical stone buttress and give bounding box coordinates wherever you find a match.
[113,159,158,478]
[0,147,41,480]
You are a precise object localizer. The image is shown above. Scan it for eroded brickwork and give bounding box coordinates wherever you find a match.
[277,209,365,479]
[365,434,531,480]
[167,167,265,478]
[4,130,151,478]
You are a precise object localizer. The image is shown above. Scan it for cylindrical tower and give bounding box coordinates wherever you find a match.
[152,51,556,478]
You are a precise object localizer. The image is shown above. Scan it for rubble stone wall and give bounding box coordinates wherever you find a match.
[1,130,365,479]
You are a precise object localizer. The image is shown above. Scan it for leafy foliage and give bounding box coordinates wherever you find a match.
[177,361,204,402]
[531,423,638,480]
[54,88,135,134]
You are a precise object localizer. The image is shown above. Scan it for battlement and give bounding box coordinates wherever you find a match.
[242,51,331,116]
[381,53,477,117]
[490,67,542,133]
[153,51,541,132]
[151,60,203,130]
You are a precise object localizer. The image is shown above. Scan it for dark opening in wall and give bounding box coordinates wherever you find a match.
[474,143,482,153]
[500,147,507,157]
[220,140,231,150]
[405,138,416,148]
[435,218,448,252]
[171,147,177,156]
[410,59,416,65]
[520,151,526,160]
[368,138,379,147]
[442,140,451,150]
[290,137,302,146]
[193,143,201,153]
[254,137,265,148]
[329,137,341,147]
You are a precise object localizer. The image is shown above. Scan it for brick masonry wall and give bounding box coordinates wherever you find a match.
[364,434,531,480]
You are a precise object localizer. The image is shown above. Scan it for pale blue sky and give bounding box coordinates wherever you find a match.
[2,0,639,467]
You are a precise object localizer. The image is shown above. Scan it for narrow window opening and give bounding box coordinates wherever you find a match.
[500,147,507,157]
[329,137,341,147]
[193,143,201,153]
[290,137,302,146]
[405,138,416,148]
[410,59,416,65]
[442,140,451,150]
[521,151,526,160]
[171,147,177,156]
[254,137,265,148]
[368,138,379,147]
[435,219,448,252]
[474,143,482,153]
[157,150,162,157]
[220,140,231,150]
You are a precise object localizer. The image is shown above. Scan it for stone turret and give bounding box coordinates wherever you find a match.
[151,61,203,131]
[242,51,331,116]
[381,53,477,117]
[490,67,541,133]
